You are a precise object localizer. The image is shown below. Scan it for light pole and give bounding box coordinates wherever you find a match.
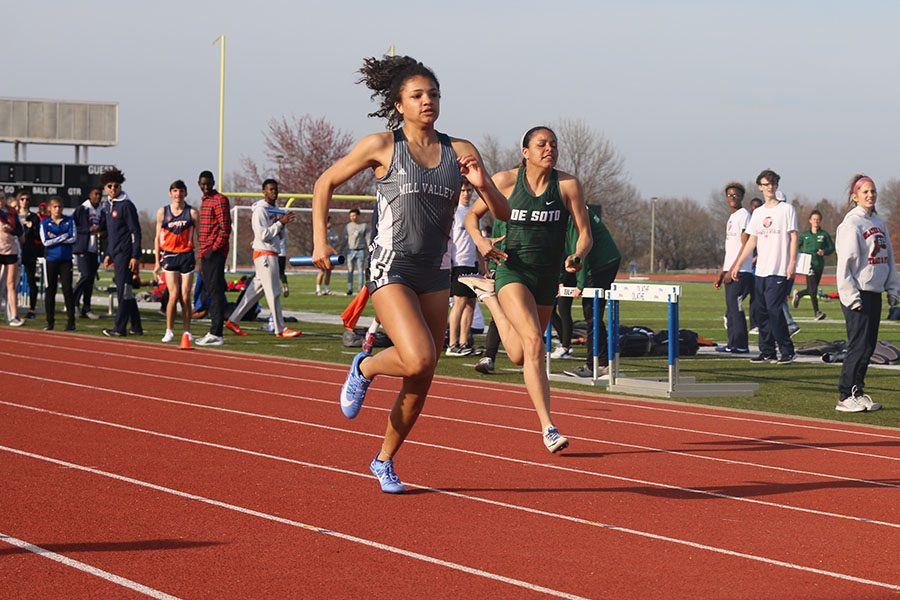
[649,197,658,273]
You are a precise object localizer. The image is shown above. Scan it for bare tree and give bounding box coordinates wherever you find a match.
[879,178,900,254]
[478,134,520,175]
[232,115,376,261]
[238,115,373,198]
[554,119,628,209]
[652,197,720,270]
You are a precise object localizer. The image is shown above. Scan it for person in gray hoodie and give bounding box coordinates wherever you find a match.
[834,174,900,413]
[224,178,299,338]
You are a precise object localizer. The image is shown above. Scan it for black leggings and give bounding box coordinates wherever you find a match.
[45,260,75,328]
[795,270,822,313]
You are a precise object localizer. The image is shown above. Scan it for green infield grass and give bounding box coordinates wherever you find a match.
[43,269,899,428]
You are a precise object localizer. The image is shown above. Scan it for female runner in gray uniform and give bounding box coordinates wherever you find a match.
[312,55,510,494]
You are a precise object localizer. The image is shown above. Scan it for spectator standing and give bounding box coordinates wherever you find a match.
[562,205,621,378]
[793,209,835,320]
[100,169,143,337]
[343,208,370,294]
[224,179,299,338]
[195,170,232,346]
[39,197,77,331]
[730,169,798,364]
[446,183,480,356]
[833,175,900,412]
[16,191,42,319]
[277,208,289,298]
[72,187,105,319]
[1,196,24,326]
[714,182,752,354]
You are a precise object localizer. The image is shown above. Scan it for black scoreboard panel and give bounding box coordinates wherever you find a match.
[0,162,115,208]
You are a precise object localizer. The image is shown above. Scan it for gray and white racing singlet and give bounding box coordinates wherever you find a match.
[372,129,462,268]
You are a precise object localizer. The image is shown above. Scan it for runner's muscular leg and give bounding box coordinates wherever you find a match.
[496,284,556,430]
[370,287,450,459]
[164,270,181,332]
[180,272,194,330]
[479,286,525,364]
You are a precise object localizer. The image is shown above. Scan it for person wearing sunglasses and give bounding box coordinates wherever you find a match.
[100,168,143,337]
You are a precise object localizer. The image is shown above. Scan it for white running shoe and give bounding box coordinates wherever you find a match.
[550,345,572,359]
[195,333,224,346]
[474,357,495,374]
[457,275,496,301]
[851,386,882,412]
[543,426,569,453]
[161,330,175,343]
[83,311,100,320]
[8,317,25,327]
[835,397,866,413]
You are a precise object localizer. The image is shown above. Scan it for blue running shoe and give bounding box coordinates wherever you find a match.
[370,456,406,494]
[340,352,372,418]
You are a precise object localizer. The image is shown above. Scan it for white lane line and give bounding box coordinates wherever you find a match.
[430,379,900,441]
[0,446,587,600]
[2,441,899,595]
[2,362,898,487]
[4,334,896,442]
[0,532,179,599]
[2,399,898,531]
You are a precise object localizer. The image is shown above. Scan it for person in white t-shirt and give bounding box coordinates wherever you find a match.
[446,183,480,356]
[714,182,752,353]
[730,169,798,364]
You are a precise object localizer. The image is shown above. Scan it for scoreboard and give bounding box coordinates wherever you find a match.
[0,162,115,208]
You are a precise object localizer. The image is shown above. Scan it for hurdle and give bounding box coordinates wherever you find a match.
[605,282,757,398]
[547,286,608,387]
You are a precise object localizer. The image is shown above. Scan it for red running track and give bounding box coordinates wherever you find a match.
[1,327,898,599]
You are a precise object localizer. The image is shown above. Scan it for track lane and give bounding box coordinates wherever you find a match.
[1,392,898,595]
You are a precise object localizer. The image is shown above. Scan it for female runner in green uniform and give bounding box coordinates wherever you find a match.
[462,126,592,452]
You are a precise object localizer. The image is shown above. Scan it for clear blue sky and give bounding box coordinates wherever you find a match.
[4,0,899,211]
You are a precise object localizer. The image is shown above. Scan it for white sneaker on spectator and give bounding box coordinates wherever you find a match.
[474,357,495,374]
[83,311,100,320]
[8,317,25,327]
[835,397,866,413]
[195,333,224,346]
[851,386,882,412]
[161,330,175,343]
[550,345,572,359]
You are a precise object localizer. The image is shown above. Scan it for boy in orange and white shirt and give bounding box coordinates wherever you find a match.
[225,179,299,338]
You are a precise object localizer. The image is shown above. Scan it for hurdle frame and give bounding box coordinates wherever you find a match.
[547,286,608,387]
[605,282,758,398]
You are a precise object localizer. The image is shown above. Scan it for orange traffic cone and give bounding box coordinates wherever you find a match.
[180,332,193,350]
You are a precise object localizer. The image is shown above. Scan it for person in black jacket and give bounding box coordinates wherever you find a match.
[72,188,105,319]
[100,169,143,337]
[16,191,42,319]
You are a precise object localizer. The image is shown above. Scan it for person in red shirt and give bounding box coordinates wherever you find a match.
[195,171,231,346]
